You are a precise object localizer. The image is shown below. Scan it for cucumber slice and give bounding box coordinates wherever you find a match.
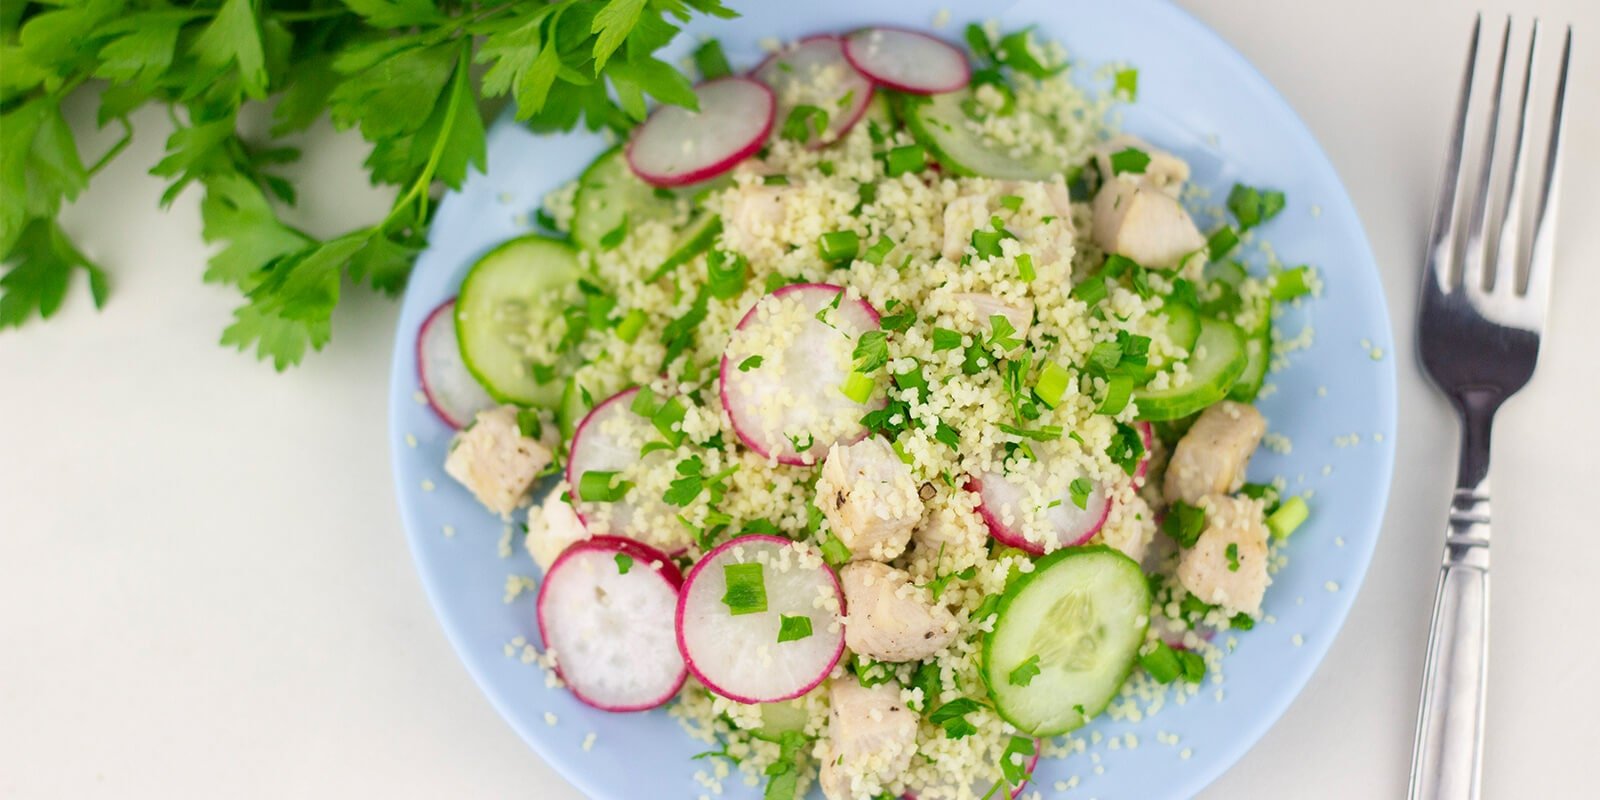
[900,91,1067,180]
[753,699,810,739]
[572,148,678,252]
[982,546,1150,736]
[557,375,589,439]
[649,212,722,281]
[1139,303,1202,384]
[1132,317,1248,421]
[1228,323,1272,402]
[455,236,581,407]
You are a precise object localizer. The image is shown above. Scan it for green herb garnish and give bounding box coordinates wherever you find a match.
[578,470,632,503]
[776,614,813,643]
[721,562,767,616]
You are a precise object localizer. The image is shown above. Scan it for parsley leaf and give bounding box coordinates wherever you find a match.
[1007,655,1041,686]
[929,698,984,739]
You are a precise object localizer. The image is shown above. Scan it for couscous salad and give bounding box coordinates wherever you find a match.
[416,23,1315,800]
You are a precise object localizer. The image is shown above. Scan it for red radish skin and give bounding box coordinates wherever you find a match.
[674,535,846,704]
[565,387,688,554]
[842,27,972,95]
[753,35,875,148]
[718,283,882,466]
[1133,421,1155,485]
[627,77,775,187]
[536,536,687,712]
[967,474,1112,555]
[416,298,496,429]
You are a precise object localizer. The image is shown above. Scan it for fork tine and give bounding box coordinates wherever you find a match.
[1422,15,1482,295]
[1461,17,1512,294]
[1521,25,1572,307]
[1490,20,1539,296]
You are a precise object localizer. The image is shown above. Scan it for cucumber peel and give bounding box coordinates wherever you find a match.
[899,90,1067,181]
[455,235,581,407]
[1133,317,1248,421]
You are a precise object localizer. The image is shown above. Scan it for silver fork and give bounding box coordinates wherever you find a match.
[1409,16,1571,800]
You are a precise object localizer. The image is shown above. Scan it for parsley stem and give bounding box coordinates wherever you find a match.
[86,116,134,178]
[389,42,474,229]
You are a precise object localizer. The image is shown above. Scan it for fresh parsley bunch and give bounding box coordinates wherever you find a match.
[0,0,733,368]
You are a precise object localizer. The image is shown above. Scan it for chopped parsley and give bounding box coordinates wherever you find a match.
[515,408,542,440]
[1007,655,1042,686]
[693,39,732,80]
[1105,422,1146,475]
[1139,640,1183,683]
[1109,147,1151,175]
[1226,542,1241,571]
[909,660,942,712]
[614,553,634,575]
[852,330,890,371]
[1162,500,1207,547]
[780,104,829,142]
[999,734,1036,788]
[931,327,964,351]
[1227,183,1287,230]
[1207,225,1240,260]
[1068,478,1093,510]
[885,143,926,176]
[929,697,984,739]
[721,562,767,616]
[987,314,1024,351]
[999,194,1023,211]
[738,355,764,372]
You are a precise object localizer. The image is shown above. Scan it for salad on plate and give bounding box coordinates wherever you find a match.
[416,22,1316,800]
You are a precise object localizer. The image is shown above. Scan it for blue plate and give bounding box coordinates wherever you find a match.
[388,1,1398,796]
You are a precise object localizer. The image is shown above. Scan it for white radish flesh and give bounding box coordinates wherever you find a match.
[627,77,774,187]
[719,284,881,466]
[536,536,686,711]
[565,387,687,553]
[754,36,874,148]
[675,535,845,703]
[969,471,1111,555]
[416,299,496,428]
[842,28,971,95]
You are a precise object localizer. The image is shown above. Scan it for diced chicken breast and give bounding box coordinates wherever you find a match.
[1177,494,1271,616]
[815,437,922,561]
[840,561,957,663]
[941,180,1075,266]
[1095,134,1191,196]
[1090,179,1206,269]
[941,194,990,261]
[949,292,1034,339]
[817,679,919,800]
[525,486,589,570]
[1163,401,1268,505]
[913,503,986,554]
[722,184,795,255]
[444,406,553,517]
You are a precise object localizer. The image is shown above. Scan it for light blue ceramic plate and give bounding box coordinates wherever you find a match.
[388,1,1398,796]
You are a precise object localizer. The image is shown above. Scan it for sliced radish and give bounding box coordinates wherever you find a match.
[902,743,1040,800]
[967,470,1112,555]
[536,536,686,711]
[1134,421,1155,486]
[843,27,971,95]
[565,387,685,553]
[416,298,496,428]
[754,35,874,148]
[675,535,845,703]
[719,284,881,466]
[627,77,774,187]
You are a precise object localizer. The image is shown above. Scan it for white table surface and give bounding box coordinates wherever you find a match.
[3,1,1597,797]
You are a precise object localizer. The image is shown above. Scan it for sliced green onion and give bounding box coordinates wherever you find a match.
[630,386,660,418]
[515,408,542,440]
[1227,183,1286,230]
[818,230,861,262]
[861,236,895,265]
[1226,542,1240,572]
[885,144,926,177]
[1113,67,1138,100]
[1140,641,1182,684]
[1178,649,1206,683]
[705,249,749,300]
[777,614,813,643]
[615,309,647,343]
[839,371,875,403]
[1015,253,1035,282]
[1207,226,1240,260]
[762,174,789,186]
[721,562,767,615]
[578,470,632,502]
[653,396,687,446]
[1267,496,1309,538]
[1097,373,1133,415]
[1271,266,1313,301]
[1068,478,1092,510]
[1034,361,1071,408]
[781,104,829,142]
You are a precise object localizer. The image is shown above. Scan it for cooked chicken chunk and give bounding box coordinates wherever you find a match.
[525,486,589,570]
[1176,494,1271,616]
[950,292,1034,339]
[444,406,553,517]
[912,503,987,554]
[840,561,957,663]
[1163,401,1268,505]
[817,679,918,800]
[815,437,922,561]
[1095,134,1191,196]
[1090,179,1206,269]
[941,180,1075,265]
